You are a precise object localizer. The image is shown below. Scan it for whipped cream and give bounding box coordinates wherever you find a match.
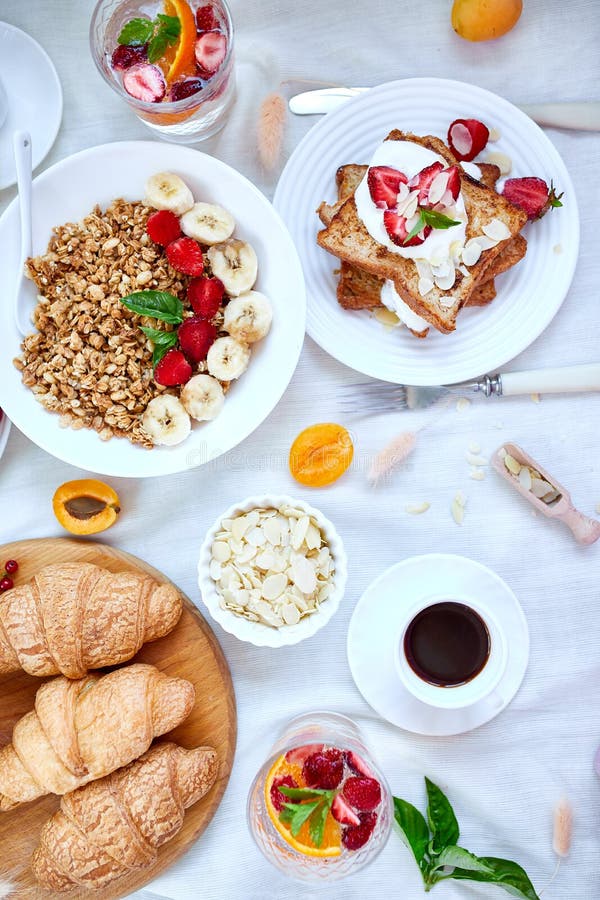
[380,280,428,334]
[461,161,482,180]
[355,140,467,263]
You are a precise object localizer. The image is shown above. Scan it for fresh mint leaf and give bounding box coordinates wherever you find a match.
[425,778,459,854]
[420,208,461,229]
[279,786,335,802]
[280,800,320,837]
[430,845,494,875]
[120,291,183,325]
[139,326,178,367]
[309,798,332,848]
[403,211,426,245]
[117,17,154,46]
[148,13,181,62]
[393,797,431,872]
[449,857,540,900]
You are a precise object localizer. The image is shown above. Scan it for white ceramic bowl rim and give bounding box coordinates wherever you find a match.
[197,494,348,647]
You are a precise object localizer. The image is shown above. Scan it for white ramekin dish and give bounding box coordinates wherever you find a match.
[198,494,347,647]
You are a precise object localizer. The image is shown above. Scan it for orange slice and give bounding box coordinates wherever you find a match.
[265,754,341,858]
[289,423,354,487]
[161,0,197,84]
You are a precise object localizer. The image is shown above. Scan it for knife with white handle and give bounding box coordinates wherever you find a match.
[289,88,600,131]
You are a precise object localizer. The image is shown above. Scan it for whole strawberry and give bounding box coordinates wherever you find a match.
[502,177,563,220]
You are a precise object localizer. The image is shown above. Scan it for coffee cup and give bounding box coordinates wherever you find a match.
[395,594,508,710]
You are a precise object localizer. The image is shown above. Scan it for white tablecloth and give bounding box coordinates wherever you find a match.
[1,1,600,898]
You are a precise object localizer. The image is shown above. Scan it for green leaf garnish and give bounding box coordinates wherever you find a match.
[117,17,154,46]
[549,181,564,209]
[392,780,540,898]
[120,291,183,325]
[148,13,181,63]
[277,787,336,848]
[309,797,331,848]
[279,786,335,802]
[420,208,461,229]
[280,800,320,837]
[403,211,427,245]
[139,326,178,367]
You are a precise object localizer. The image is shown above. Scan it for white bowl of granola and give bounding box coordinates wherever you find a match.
[197,494,348,647]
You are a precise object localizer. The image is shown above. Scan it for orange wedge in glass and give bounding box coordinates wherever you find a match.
[162,0,197,83]
[264,754,341,858]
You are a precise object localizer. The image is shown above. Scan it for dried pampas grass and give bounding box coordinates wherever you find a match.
[368,431,417,486]
[257,92,286,171]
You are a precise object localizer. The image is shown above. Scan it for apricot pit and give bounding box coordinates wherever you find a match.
[53,479,121,535]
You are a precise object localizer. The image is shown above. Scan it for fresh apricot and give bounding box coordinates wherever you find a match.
[53,479,121,535]
[451,0,523,41]
[289,424,354,488]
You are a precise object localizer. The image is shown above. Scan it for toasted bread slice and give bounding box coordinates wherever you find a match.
[317,131,528,333]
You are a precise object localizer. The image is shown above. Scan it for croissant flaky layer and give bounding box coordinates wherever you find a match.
[32,742,218,892]
[0,562,182,678]
[0,664,195,810]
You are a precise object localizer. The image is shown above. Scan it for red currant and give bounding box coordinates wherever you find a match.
[0,577,14,592]
[4,559,18,574]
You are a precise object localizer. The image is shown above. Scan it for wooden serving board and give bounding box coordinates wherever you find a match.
[0,538,237,899]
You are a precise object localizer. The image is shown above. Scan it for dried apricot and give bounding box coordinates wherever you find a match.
[53,479,120,535]
[451,0,522,41]
[289,424,354,487]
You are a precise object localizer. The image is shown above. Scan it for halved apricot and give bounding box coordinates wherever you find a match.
[289,423,354,487]
[53,480,121,535]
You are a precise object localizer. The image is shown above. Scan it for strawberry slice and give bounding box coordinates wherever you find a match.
[341,811,378,851]
[445,165,461,202]
[344,751,376,779]
[409,161,444,206]
[447,118,490,162]
[154,349,192,386]
[146,210,182,246]
[166,237,204,276]
[270,775,297,813]
[502,177,563,220]
[367,166,408,209]
[331,795,361,827]
[383,210,431,247]
[178,318,217,363]
[196,4,220,31]
[284,744,324,766]
[188,276,225,318]
[195,31,227,77]
[122,63,166,103]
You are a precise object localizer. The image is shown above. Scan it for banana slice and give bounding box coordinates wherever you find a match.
[181,374,225,421]
[145,172,194,216]
[141,395,191,446]
[223,291,272,343]
[206,336,250,381]
[180,202,235,245]
[207,240,258,296]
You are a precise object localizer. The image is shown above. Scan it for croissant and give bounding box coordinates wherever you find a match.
[32,742,218,892]
[0,562,182,678]
[0,663,194,811]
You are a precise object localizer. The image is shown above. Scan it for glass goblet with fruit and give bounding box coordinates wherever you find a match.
[247,712,392,881]
[90,0,235,142]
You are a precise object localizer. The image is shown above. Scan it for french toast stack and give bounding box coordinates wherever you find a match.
[316,130,529,337]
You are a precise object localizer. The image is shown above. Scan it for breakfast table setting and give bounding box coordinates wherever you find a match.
[0,0,599,898]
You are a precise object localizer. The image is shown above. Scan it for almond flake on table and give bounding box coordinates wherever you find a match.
[405,501,430,515]
[456,398,471,412]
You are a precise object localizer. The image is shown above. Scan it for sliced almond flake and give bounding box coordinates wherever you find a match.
[373,308,401,329]
[468,441,481,453]
[236,544,258,565]
[456,397,471,411]
[531,477,553,498]
[280,505,303,519]
[434,270,456,291]
[255,549,275,570]
[484,151,512,176]
[290,556,317,595]
[263,516,281,545]
[530,393,541,403]
[431,259,453,279]
[488,126,501,142]
[451,498,465,525]
[305,523,322,551]
[282,603,301,626]
[518,467,533,491]
[292,515,310,550]
[449,239,463,262]
[542,489,562,505]
[209,559,222,581]
[221,518,233,530]
[454,490,466,508]
[466,452,488,467]
[397,182,410,202]
[504,454,521,475]
[405,501,430,515]
[438,294,457,308]
[230,515,250,543]
[246,526,266,547]
[318,584,331,603]
[428,171,450,205]
[211,541,231,563]
[418,276,434,296]
[414,258,433,280]
[482,218,511,242]
[470,468,485,481]
[462,240,482,267]
[458,264,470,278]
[261,572,288,601]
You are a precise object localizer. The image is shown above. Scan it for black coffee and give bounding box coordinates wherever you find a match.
[403,602,490,687]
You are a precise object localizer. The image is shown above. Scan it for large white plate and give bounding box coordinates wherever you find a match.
[0,410,11,464]
[0,22,63,190]
[274,78,579,385]
[0,142,305,478]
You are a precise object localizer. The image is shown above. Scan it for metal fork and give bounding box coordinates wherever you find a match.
[338,364,600,414]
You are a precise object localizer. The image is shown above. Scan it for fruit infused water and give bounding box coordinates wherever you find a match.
[247,712,392,881]
[90,0,235,141]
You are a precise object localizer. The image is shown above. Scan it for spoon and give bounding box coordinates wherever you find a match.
[13,130,34,337]
[492,442,600,545]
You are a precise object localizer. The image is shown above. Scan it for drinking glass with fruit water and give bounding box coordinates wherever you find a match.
[90,0,235,142]
[247,712,392,881]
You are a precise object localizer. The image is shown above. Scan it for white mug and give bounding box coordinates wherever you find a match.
[395,594,508,710]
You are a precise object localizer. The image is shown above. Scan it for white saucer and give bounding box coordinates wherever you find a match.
[0,22,63,190]
[347,554,529,736]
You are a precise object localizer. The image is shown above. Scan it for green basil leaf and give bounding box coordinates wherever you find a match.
[309,798,332,848]
[420,208,461,229]
[147,31,169,63]
[117,18,154,46]
[403,211,426,245]
[279,786,335,802]
[139,327,178,367]
[393,797,431,869]
[157,13,181,39]
[120,291,183,324]
[431,845,495,874]
[148,14,180,61]
[449,857,540,900]
[425,778,459,853]
[280,800,320,837]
